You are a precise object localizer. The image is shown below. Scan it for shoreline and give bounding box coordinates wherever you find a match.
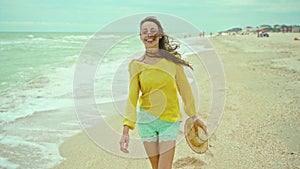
[54,33,299,169]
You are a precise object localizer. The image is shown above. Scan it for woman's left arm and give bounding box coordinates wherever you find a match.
[175,64,207,134]
[175,64,197,117]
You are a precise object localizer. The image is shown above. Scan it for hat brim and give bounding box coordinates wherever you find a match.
[184,117,208,154]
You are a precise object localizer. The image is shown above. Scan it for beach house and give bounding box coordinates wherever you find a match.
[291,25,300,33]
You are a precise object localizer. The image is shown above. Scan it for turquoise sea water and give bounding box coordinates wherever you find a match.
[0,32,93,169]
[0,32,89,92]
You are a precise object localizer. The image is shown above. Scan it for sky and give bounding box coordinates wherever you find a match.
[0,0,299,32]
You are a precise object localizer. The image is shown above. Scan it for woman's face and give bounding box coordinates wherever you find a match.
[140,21,162,49]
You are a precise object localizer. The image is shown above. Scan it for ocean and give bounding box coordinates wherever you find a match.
[0,32,208,168]
[0,32,93,169]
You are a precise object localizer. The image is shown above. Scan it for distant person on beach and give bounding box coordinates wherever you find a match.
[119,16,207,169]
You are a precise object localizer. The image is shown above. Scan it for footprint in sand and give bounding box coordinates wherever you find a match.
[173,157,206,169]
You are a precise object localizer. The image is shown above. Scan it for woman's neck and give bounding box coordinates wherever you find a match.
[145,48,161,58]
[146,48,159,53]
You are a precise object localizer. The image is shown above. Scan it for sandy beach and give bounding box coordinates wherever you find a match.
[53,33,300,169]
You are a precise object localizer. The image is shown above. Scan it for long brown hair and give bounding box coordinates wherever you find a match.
[140,16,193,70]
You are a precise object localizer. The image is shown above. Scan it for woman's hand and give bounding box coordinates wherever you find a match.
[119,125,130,153]
[193,119,208,136]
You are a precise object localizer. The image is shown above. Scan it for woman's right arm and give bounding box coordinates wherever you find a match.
[123,60,140,130]
[120,125,130,153]
[120,61,140,153]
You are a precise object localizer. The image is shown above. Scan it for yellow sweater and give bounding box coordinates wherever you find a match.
[123,58,197,130]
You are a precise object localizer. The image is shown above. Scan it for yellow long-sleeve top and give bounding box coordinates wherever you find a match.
[123,58,197,130]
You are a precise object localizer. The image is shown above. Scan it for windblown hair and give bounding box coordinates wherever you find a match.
[140,16,193,70]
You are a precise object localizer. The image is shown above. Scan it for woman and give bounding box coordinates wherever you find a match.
[119,16,207,169]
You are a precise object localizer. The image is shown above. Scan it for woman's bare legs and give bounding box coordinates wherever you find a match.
[158,141,176,169]
[143,141,176,169]
[143,142,159,169]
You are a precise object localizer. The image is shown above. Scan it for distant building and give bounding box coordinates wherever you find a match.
[292,25,300,33]
[259,25,272,31]
[274,25,281,29]
[219,24,299,35]
[226,27,242,35]
[272,25,281,32]
[281,25,292,32]
[244,26,255,34]
[245,26,253,30]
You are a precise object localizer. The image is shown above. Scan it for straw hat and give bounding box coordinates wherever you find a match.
[184,117,209,154]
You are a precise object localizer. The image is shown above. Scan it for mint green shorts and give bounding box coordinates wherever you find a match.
[137,108,180,142]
